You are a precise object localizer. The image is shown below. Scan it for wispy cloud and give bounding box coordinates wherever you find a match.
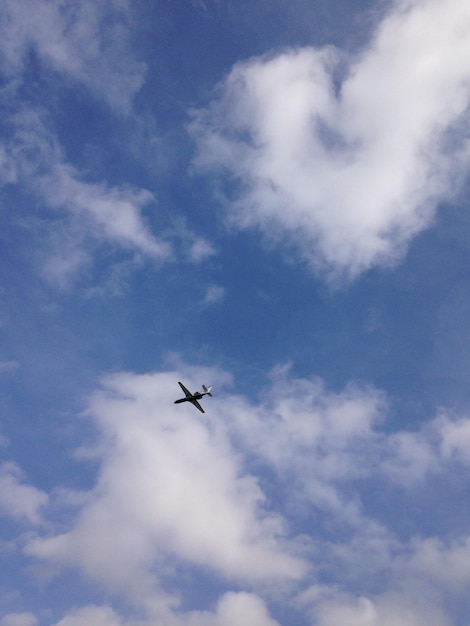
[192,0,470,281]
[189,237,216,264]
[0,1,170,289]
[1,109,170,287]
[0,462,48,525]
[201,284,226,307]
[0,361,19,375]
[0,0,145,113]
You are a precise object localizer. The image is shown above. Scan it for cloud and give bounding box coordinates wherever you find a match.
[26,370,305,608]
[50,593,280,626]
[192,0,470,281]
[201,285,226,306]
[0,361,19,375]
[405,536,470,596]
[221,367,386,523]
[439,415,470,463]
[381,411,470,485]
[0,0,145,113]
[188,592,281,626]
[0,109,170,287]
[20,365,470,624]
[305,588,451,626]
[0,462,48,524]
[51,606,121,626]
[42,162,170,260]
[0,615,38,626]
[189,238,217,263]
[0,1,168,288]
[168,219,217,265]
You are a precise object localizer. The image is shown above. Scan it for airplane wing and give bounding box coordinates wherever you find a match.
[191,399,205,413]
[178,382,192,398]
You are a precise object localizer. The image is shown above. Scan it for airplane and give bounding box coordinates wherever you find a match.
[174,381,213,413]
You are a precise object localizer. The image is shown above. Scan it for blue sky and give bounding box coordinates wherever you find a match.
[1,0,470,624]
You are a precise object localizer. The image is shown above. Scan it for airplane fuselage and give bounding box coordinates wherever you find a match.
[174,382,212,413]
[174,391,205,404]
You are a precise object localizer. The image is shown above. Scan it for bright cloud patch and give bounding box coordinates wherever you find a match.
[27,369,305,610]
[49,593,280,626]
[306,589,450,626]
[51,606,121,626]
[192,0,470,280]
[18,365,470,624]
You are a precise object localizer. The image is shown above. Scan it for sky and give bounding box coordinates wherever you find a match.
[1,0,470,624]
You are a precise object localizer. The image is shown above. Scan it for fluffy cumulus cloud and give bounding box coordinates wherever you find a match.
[49,593,280,626]
[26,368,305,612]
[51,606,122,626]
[303,588,451,626]
[192,0,470,280]
[187,592,281,626]
[14,365,470,624]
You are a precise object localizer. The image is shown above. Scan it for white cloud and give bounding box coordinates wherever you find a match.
[0,0,145,113]
[49,593,280,626]
[20,365,470,624]
[221,367,386,524]
[189,238,216,263]
[42,240,93,290]
[26,370,305,608]
[168,219,217,265]
[309,589,451,626]
[41,162,170,261]
[52,606,122,626]
[0,615,38,626]
[0,109,170,286]
[402,535,470,597]
[192,0,470,281]
[439,415,470,463]
[380,428,440,485]
[202,285,226,306]
[0,462,48,524]
[381,412,470,485]
[188,592,281,626]
[38,165,170,286]
[0,1,167,287]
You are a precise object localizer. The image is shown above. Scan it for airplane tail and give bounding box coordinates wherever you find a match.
[203,384,213,397]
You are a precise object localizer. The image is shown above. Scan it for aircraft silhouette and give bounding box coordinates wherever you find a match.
[174,382,213,413]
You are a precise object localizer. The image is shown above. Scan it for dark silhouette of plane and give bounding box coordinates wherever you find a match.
[174,382,213,413]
